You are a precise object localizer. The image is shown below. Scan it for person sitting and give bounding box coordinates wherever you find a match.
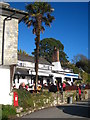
[37,80,42,92]
[25,84,29,91]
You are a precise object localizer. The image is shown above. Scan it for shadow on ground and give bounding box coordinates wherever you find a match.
[57,103,90,118]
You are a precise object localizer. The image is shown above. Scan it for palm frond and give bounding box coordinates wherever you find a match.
[32,28,37,34]
[41,26,45,33]
[23,2,55,33]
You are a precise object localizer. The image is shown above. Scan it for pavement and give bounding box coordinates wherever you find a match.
[22,99,90,118]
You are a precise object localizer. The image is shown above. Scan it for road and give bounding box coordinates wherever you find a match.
[23,100,90,118]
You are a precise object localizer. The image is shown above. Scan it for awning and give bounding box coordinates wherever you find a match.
[15,68,29,76]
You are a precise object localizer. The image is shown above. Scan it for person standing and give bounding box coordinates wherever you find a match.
[78,85,81,101]
[63,82,66,91]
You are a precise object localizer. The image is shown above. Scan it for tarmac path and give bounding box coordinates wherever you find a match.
[23,99,90,118]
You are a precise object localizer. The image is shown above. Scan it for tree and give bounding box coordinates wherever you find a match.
[72,54,87,64]
[32,38,68,64]
[76,60,88,73]
[72,54,90,74]
[18,49,29,56]
[23,2,55,90]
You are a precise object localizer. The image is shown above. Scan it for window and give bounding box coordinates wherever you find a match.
[13,76,16,83]
[17,76,20,83]
[22,63,26,67]
[51,67,52,70]
[48,66,49,70]
[20,63,22,66]
[22,76,25,79]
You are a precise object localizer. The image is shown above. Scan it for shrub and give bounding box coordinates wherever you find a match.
[2,105,16,120]
[14,89,53,110]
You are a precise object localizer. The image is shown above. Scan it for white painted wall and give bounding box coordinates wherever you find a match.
[52,62,63,71]
[16,60,79,87]
[18,60,52,71]
[0,66,12,105]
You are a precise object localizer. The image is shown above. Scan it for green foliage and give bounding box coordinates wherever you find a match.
[23,2,55,34]
[72,54,87,64]
[15,89,53,110]
[16,89,33,109]
[32,38,68,63]
[23,2,55,86]
[2,105,16,120]
[18,49,29,56]
[72,54,89,74]
[87,74,90,83]
[71,54,90,84]
[76,60,88,73]
[80,72,89,83]
[63,63,80,74]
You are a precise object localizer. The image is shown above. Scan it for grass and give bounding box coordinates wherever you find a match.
[2,89,53,119]
[2,105,16,120]
[1,89,55,119]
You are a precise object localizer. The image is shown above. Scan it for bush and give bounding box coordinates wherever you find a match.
[2,105,16,120]
[14,89,53,110]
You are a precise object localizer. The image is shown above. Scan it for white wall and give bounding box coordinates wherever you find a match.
[0,66,12,105]
[18,60,52,71]
[52,62,63,71]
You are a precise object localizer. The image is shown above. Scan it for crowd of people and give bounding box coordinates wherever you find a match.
[13,79,87,101]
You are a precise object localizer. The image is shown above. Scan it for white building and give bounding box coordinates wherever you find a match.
[0,2,80,105]
[14,53,53,89]
[14,47,79,89]
[0,2,28,105]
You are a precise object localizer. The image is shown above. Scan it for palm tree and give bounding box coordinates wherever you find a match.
[23,2,55,90]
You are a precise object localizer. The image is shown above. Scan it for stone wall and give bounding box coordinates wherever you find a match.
[14,89,90,117]
[63,89,90,103]
[0,15,18,65]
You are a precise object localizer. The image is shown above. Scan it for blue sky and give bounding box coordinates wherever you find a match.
[9,2,88,62]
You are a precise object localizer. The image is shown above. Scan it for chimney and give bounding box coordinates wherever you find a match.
[52,47,59,62]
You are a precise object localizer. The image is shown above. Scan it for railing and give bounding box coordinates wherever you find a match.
[65,86,77,91]
[65,85,90,91]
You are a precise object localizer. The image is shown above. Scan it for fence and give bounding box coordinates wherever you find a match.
[65,85,90,91]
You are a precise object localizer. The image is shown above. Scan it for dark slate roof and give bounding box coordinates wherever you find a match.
[15,68,29,75]
[0,2,28,22]
[18,54,52,65]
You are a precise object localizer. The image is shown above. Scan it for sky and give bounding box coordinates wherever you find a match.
[9,2,88,62]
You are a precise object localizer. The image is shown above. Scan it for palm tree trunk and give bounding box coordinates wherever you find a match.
[35,14,41,91]
[35,34,40,91]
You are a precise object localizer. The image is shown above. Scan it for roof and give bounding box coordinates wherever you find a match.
[0,2,28,22]
[15,68,29,76]
[18,53,52,65]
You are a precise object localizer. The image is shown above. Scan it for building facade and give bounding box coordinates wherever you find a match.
[14,48,79,90]
[0,2,28,105]
[14,53,53,89]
